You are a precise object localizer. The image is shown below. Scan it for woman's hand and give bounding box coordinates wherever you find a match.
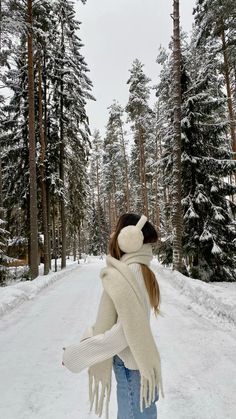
[61,327,93,368]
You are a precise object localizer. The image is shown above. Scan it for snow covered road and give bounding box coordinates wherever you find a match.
[0,259,235,419]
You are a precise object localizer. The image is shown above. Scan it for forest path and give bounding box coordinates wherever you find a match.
[0,259,235,419]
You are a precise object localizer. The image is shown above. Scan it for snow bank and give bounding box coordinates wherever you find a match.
[152,260,236,327]
[0,262,80,318]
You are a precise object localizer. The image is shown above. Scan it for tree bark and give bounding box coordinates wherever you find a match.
[0,0,2,216]
[38,58,49,275]
[108,193,112,233]
[43,47,51,269]
[0,154,2,212]
[172,0,183,272]
[233,64,236,112]
[112,192,117,230]
[138,125,148,217]
[119,118,130,211]
[46,185,51,265]
[154,132,161,243]
[159,135,171,232]
[0,0,2,51]
[59,17,66,269]
[95,148,102,253]
[112,175,118,222]
[149,176,154,224]
[52,198,58,272]
[73,231,76,261]
[78,223,81,260]
[27,0,39,279]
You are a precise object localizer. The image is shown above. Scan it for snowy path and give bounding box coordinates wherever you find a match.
[0,260,235,419]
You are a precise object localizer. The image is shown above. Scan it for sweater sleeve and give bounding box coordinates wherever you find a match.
[62,321,128,373]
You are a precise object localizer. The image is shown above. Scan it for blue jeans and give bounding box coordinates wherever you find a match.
[113,355,158,419]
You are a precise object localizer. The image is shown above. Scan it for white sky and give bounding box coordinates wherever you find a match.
[75,0,196,136]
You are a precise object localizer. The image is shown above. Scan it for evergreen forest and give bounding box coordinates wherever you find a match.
[0,0,236,284]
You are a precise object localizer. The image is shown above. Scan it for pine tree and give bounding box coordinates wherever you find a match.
[88,201,108,255]
[143,108,158,228]
[181,40,236,281]
[50,0,94,268]
[1,0,93,276]
[67,140,89,261]
[88,130,105,244]
[1,38,32,253]
[85,127,116,255]
[194,0,236,158]
[1,0,53,277]
[155,42,182,265]
[102,102,130,227]
[155,47,174,246]
[156,28,236,280]
[126,59,152,216]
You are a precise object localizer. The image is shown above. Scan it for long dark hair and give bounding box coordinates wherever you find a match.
[109,213,161,315]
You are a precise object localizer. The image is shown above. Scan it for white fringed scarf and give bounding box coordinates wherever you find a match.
[88,244,164,418]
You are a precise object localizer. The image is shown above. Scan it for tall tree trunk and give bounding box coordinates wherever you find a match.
[110,191,116,232]
[103,196,107,225]
[73,231,76,261]
[95,151,102,253]
[108,193,112,233]
[0,0,2,216]
[154,134,161,242]
[46,186,51,265]
[221,28,236,158]
[138,126,148,217]
[172,0,183,272]
[78,223,81,260]
[112,176,118,222]
[59,19,66,269]
[43,47,51,269]
[119,118,130,211]
[159,134,170,232]
[149,177,154,224]
[154,104,161,240]
[0,0,2,48]
[0,155,2,211]
[233,64,236,112]
[27,0,39,278]
[38,58,49,275]
[111,191,117,230]
[52,198,58,272]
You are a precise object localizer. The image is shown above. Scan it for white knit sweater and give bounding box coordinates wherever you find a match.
[63,263,151,372]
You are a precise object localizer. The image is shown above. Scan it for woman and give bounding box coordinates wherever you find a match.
[62,213,164,419]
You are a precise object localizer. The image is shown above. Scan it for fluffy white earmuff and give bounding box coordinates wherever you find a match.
[117,215,147,253]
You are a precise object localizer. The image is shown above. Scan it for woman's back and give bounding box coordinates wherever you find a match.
[117,262,151,370]
[62,213,164,419]
[129,263,151,316]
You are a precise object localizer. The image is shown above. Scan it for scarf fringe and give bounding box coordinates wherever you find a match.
[89,370,111,419]
[140,367,165,413]
[89,366,164,418]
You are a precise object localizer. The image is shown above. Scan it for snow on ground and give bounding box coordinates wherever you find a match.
[0,258,235,419]
[152,259,236,329]
[0,257,93,318]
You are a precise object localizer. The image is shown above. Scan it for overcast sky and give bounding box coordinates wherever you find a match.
[75,0,196,136]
